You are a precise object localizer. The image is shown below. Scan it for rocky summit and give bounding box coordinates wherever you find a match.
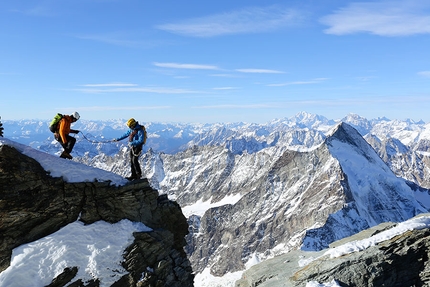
[0,144,193,287]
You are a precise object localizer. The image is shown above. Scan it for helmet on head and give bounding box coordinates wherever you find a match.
[71,112,80,121]
[127,118,137,128]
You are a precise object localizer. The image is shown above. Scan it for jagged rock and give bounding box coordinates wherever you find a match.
[0,144,193,286]
[236,219,430,287]
[186,143,349,275]
[46,267,79,287]
[119,230,193,287]
[68,278,100,287]
[0,117,3,137]
[366,134,430,190]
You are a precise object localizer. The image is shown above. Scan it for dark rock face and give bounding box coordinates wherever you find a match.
[293,229,430,287]
[0,144,193,286]
[236,219,430,287]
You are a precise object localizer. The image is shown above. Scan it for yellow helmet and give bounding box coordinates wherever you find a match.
[126,118,137,128]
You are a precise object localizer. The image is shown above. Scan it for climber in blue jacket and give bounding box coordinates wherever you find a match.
[114,118,147,181]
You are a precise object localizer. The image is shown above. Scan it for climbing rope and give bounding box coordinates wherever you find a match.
[79,131,115,144]
[131,147,143,157]
[77,132,143,156]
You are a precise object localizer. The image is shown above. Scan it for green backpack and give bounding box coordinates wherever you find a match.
[49,113,63,133]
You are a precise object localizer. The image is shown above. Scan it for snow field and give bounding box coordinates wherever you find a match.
[0,220,151,287]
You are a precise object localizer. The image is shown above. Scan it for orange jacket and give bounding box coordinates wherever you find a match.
[58,115,78,143]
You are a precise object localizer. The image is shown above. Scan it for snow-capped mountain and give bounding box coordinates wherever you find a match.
[5,112,430,158]
[159,122,429,279]
[3,112,430,286]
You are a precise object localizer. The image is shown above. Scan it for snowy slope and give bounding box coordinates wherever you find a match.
[0,138,127,185]
[0,220,151,287]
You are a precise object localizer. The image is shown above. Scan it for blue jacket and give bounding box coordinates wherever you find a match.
[116,123,145,147]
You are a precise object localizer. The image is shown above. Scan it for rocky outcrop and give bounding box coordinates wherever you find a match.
[0,117,3,137]
[366,134,430,190]
[0,144,193,286]
[236,219,430,287]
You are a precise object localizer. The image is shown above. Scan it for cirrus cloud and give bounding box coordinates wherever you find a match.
[156,5,304,37]
[236,68,285,74]
[321,1,430,36]
[153,62,219,70]
[418,71,430,78]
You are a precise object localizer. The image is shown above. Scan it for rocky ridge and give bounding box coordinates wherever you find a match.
[0,144,193,287]
[236,216,430,287]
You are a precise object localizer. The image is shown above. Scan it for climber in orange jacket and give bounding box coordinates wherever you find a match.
[55,112,80,159]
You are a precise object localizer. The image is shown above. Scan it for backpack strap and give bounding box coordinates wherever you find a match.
[129,125,146,145]
[129,129,138,142]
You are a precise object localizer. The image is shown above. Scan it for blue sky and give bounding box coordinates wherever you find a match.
[1,0,430,123]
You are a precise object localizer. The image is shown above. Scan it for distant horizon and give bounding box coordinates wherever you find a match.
[1,111,428,125]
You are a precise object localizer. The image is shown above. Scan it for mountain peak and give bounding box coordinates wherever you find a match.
[274,111,335,131]
[324,121,394,175]
[300,121,430,250]
[326,122,369,151]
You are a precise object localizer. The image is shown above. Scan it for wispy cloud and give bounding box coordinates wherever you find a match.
[153,63,283,74]
[355,76,377,82]
[156,5,303,37]
[66,106,172,112]
[193,95,430,110]
[82,83,138,87]
[321,1,430,36]
[192,104,277,109]
[75,32,163,48]
[268,78,328,87]
[10,3,55,17]
[418,71,430,78]
[153,62,219,70]
[210,73,240,78]
[74,86,201,94]
[236,68,285,74]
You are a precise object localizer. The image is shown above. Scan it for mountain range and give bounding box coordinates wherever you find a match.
[2,111,430,286]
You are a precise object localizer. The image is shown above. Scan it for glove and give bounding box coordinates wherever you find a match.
[113,139,118,142]
[73,130,79,134]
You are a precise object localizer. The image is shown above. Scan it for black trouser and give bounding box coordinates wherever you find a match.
[58,135,76,153]
[130,145,143,177]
